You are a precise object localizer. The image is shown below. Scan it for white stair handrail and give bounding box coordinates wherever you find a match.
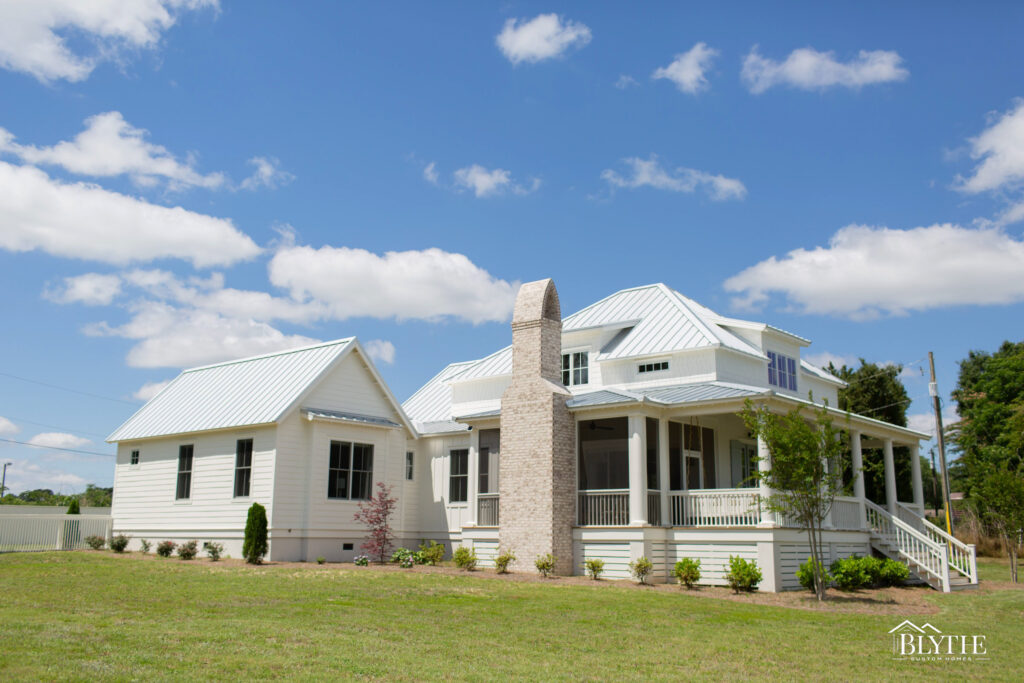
[896,502,977,583]
[864,499,950,590]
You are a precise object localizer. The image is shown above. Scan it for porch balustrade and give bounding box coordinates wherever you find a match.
[577,489,629,526]
[477,493,499,527]
[829,496,863,530]
[669,489,762,527]
[646,491,661,526]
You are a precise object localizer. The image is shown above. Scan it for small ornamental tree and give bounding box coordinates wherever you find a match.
[354,482,397,564]
[741,397,848,602]
[242,502,269,564]
[66,498,80,515]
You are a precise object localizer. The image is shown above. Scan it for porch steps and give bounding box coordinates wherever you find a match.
[864,500,979,592]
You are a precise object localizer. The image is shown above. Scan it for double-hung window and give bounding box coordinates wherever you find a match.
[767,351,798,391]
[327,441,374,500]
[405,451,414,481]
[449,449,468,503]
[176,445,193,500]
[561,351,589,386]
[234,439,253,498]
[130,450,140,465]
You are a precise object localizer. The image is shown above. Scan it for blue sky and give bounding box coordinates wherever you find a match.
[1,2,1022,494]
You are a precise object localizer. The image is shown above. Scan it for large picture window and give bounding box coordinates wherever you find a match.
[449,449,468,502]
[327,441,374,500]
[561,351,589,386]
[176,444,193,500]
[234,438,253,498]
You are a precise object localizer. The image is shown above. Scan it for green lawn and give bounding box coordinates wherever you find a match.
[0,553,1020,681]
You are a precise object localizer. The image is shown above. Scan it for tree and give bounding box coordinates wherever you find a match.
[951,340,1024,579]
[66,498,80,515]
[827,360,913,503]
[80,485,113,508]
[242,502,268,564]
[971,465,1024,583]
[354,482,397,564]
[741,398,848,601]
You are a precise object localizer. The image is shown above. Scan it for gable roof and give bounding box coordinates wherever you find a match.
[108,338,412,442]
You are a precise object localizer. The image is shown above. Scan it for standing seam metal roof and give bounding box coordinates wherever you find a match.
[107,339,354,441]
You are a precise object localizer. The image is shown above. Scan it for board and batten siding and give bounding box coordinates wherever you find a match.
[110,424,276,556]
[302,353,398,419]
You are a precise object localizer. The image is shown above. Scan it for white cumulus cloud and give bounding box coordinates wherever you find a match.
[269,245,518,324]
[803,352,857,372]
[452,164,539,197]
[133,379,172,401]
[0,416,19,436]
[496,13,591,65]
[601,155,746,201]
[28,432,91,450]
[0,0,218,83]
[0,112,225,190]
[652,42,718,94]
[364,339,396,365]
[724,224,1024,319]
[0,160,260,267]
[45,273,122,305]
[954,99,1024,226]
[422,161,439,185]
[614,75,638,90]
[240,156,294,191]
[742,46,908,94]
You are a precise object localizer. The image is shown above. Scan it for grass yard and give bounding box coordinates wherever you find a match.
[0,552,1020,681]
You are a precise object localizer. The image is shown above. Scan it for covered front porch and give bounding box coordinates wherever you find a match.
[571,402,927,533]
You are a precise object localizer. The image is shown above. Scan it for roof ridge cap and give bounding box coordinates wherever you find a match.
[184,337,353,373]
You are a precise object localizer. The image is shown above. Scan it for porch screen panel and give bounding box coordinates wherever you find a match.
[578,418,628,489]
[701,427,715,489]
[645,418,659,490]
[479,428,500,493]
[668,421,683,490]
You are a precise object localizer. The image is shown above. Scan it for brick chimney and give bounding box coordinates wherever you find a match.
[499,279,576,574]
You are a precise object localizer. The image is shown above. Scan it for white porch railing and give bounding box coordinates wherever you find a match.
[477,493,499,527]
[647,491,661,527]
[578,490,629,526]
[830,496,863,530]
[897,502,977,582]
[669,489,762,527]
[0,514,112,553]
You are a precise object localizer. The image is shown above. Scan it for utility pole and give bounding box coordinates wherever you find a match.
[929,352,953,535]
[1,462,11,498]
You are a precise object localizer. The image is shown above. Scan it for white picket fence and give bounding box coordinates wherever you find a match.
[0,514,112,552]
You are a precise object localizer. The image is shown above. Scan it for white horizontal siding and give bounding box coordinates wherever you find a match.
[663,542,759,586]
[778,541,871,590]
[575,541,632,579]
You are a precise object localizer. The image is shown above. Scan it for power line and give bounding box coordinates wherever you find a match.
[0,371,139,406]
[0,416,107,439]
[0,437,115,458]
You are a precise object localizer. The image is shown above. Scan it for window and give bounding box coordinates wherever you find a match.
[767,351,798,391]
[234,439,253,497]
[130,450,139,465]
[639,361,669,374]
[405,451,414,481]
[561,351,589,386]
[327,441,374,500]
[176,445,193,500]
[449,449,468,503]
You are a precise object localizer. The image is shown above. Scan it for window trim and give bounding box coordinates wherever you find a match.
[175,444,193,500]
[233,438,253,498]
[449,448,469,504]
[327,440,375,501]
[561,350,590,386]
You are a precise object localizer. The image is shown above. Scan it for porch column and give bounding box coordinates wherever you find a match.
[850,429,866,529]
[909,442,924,511]
[756,434,775,528]
[883,437,897,515]
[628,414,647,526]
[658,418,670,527]
[466,428,479,526]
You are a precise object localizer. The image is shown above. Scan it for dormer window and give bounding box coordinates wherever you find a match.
[639,361,669,374]
[562,351,589,386]
[767,351,797,391]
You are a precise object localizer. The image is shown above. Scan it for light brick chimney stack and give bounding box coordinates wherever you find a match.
[499,279,576,574]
